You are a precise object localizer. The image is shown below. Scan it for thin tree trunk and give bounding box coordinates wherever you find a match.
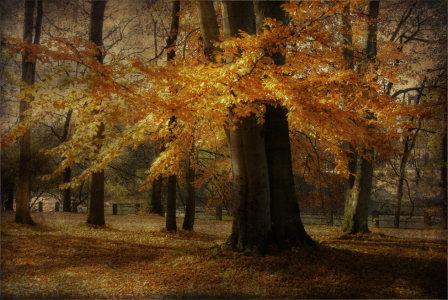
[4,182,14,211]
[182,141,196,230]
[394,84,425,228]
[440,108,447,229]
[166,172,177,230]
[394,138,410,228]
[166,1,180,62]
[196,0,240,240]
[153,19,158,65]
[342,1,379,234]
[165,1,181,231]
[86,0,107,226]
[150,176,163,214]
[62,166,71,212]
[16,0,42,225]
[149,142,164,215]
[62,110,72,212]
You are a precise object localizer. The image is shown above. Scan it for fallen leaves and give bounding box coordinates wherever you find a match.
[1,212,446,299]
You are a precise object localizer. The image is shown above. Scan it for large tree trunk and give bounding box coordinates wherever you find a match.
[255,1,315,249]
[342,1,379,234]
[16,0,42,225]
[62,110,72,212]
[265,106,315,247]
[86,0,107,226]
[241,114,272,255]
[221,1,273,256]
[165,1,181,231]
[182,142,196,230]
[227,110,249,249]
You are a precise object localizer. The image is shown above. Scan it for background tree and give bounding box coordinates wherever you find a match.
[15,0,42,225]
[182,136,196,230]
[86,0,107,226]
[165,0,181,231]
[342,1,379,234]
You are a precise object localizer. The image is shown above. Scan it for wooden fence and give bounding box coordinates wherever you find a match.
[300,210,445,230]
[39,202,445,230]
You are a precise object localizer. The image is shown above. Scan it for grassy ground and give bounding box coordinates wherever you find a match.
[1,211,446,299]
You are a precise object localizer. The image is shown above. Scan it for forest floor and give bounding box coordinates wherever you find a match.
[1,211,446,299]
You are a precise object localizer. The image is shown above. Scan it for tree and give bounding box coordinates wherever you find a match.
[196,1,315,255]
[2,0,429,254]
[255,1,315,249]
[86,0,107,226]
[441,105,447,229]
[149,141,164,215]
[182,139,195,230]
[15,0,42,225]
[219,1,273,256]
[342,1,379,234]
[61,110,73,212]
[370,0,447,228]
[165,0,181,231]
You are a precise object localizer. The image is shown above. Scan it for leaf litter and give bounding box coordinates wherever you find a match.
[1,211,446,299]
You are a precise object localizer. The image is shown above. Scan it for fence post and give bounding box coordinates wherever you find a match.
[135,204,140,214]
[38,202,43,212]
[113,204,118,215]
[216,206,222,221]
[424,212,431,230]
[55,202,60,212]
[372,210,379,228]
[325,209,333,226]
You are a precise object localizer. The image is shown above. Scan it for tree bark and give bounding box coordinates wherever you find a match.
[86,0,107,226]
[342,1,379,234]
[16,0,42,225]
[182,142,196,230]
[255,1,315,249]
